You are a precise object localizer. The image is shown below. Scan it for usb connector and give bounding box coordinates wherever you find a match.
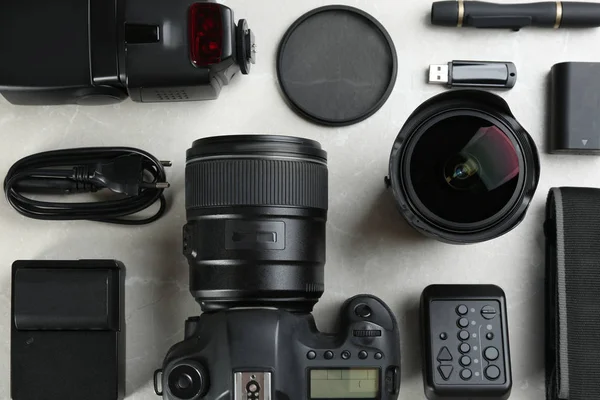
[429,64,450,84]
[428,60,517,89]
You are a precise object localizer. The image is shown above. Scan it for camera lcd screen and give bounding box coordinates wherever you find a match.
[309,369,379,399]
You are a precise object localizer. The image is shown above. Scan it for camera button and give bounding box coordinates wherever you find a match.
[481,305,497,320]
[354,304,372,318]
[324,351,334,360]
[307,351,316,360]
[341,351,351,360]
[374,352,383,360]
[459,343,471,354]
[485,365,501,380]
[460,368,473,380]
[385,366,399,394]
[484,347,499,361]
[460,356,472,367]
[457,317,469,328]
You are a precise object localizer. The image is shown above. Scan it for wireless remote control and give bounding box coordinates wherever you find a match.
[420,285,512,400]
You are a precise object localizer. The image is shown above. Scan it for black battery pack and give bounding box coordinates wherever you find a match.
[550,62,600,155]
[11,260,125,400]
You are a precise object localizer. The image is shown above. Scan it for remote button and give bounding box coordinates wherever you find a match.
[486,332,494,340]
[457,304,469,315]
[324,351,334,360]
[341,351,351,360]
[307,351,316,360]
[460,356,471,366]
[355,304,372,318]
[438,365,453,380]
[440,332,448,340]
[481,305,497,320]
[437,347,453,362]
[358,351,368,360]
[485,365,501,380]
[374,352,383,360]
[460,369,473,380]
[459,343,471,354]
[457,317,469,328]
[484,347,499,361]
[458,330,470,341]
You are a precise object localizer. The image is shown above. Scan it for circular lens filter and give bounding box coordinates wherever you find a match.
[277,6,398,126]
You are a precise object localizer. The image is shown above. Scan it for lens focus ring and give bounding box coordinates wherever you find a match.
[186,158,328,210]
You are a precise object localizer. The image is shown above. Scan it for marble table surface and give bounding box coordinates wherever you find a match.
[2,0,600,398]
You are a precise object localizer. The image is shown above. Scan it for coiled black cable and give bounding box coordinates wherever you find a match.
[3,147,171,224]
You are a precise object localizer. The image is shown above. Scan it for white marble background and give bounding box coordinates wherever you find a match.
[2,0,600,398]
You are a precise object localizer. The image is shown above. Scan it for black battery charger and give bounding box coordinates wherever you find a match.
[11,260,125,400]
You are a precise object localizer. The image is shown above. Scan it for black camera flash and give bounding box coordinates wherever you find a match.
[0,0,256,105]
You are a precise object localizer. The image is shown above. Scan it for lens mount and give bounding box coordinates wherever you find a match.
[388,90,539,244]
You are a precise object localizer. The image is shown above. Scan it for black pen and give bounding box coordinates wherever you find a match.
[431,1,600,30]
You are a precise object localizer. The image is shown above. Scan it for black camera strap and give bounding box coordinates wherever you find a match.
[545,187,600,400]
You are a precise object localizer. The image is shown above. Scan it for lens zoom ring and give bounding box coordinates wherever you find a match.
[186,159,328,209]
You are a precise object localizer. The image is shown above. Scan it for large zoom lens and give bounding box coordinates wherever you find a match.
[184,135,328,312]
[388,90,539,244]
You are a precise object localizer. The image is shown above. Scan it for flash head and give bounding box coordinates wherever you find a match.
[0,0,256,105]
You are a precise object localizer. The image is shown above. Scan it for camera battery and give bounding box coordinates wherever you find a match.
[11,260,124,400]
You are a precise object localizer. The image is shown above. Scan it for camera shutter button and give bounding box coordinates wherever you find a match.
[354,304,372,318]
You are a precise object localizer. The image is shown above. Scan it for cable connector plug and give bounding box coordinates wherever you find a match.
[90,155,171,196]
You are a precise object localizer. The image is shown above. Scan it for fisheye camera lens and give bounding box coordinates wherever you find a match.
[388,91,539,244]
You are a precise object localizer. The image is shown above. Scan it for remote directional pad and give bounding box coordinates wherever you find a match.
[421,285,512,400]
[437,347,453,362]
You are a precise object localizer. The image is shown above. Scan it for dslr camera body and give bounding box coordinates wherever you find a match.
[155,295,401,400]
[156,136,401,400]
